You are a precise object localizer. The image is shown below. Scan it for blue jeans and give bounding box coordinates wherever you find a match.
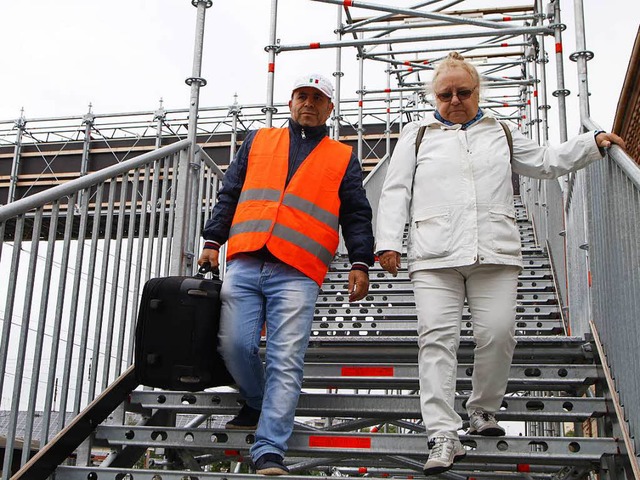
[218,254,320,460]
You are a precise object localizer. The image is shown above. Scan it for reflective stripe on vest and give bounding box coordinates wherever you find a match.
[230,220,332,264]
[227,128,352,284]
[282,193,339,231]
[229,219,272,237]
[271,224,334,266]
[238,188,281,203]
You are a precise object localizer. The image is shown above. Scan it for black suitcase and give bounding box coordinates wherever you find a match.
[134,265,234,391]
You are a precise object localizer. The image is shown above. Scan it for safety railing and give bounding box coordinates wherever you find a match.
[521,130,640,467]
[0,139,223,477]
[583,125,640,469]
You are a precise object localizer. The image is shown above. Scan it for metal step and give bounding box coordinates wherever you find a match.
[51,465,568,480]
[129,391,609,424]
[324,269,555,283]
[314,304,560,318]
[300,363,601,392]
[315,291,559,306]
[310,320,564,337]
[92,426,621,468]
[304,335,595,364]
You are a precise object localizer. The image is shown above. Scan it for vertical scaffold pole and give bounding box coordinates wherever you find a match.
[172,0,211,276]
[550,0,569,143]
[8,110,26,203]
[529,56,541,143]
[77,104,95,213]
[264,0,279,128]
[399,89,404,131]
[523,60,534,140]
[385,66,391,158]
[333,5,344,141]
[154,98,166,149]
[570,0,595,326]
[185,1,209,148]
[536,0,551,145]
[357,53,364,164]
[81,104,94,179]
[537,50,551,144]
[570,0,593,126]
[229,93,241,164]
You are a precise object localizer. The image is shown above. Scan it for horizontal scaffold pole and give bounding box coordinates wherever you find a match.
[312,0,514,30]
[275,26,553,52]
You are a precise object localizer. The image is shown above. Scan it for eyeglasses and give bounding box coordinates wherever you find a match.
[435,87,477,102]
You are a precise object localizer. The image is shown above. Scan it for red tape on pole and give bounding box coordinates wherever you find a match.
[341,366,394,376]
[309,435,372,449]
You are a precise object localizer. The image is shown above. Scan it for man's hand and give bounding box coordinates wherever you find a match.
[197,248,220,270]
[348,269,369,302]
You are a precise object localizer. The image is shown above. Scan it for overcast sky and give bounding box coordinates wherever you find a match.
[0,1,637,139]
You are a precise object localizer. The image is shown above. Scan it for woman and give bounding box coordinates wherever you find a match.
[375,52,624,476]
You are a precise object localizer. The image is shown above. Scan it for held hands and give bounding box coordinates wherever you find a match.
[197,248,220,270]
[379,250,401,277]
[348,269,369,302]
[596,132,626,150]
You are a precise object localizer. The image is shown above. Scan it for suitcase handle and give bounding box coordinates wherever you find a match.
[196,262,220,279]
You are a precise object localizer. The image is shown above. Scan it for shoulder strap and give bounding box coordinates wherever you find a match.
[415,121,512,159]
[415,125,427,157]
[499,121,513,161]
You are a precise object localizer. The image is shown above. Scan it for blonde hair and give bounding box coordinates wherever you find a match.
[428,52,481,96]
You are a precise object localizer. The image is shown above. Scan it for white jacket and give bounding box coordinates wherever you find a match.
[375,113,604,272]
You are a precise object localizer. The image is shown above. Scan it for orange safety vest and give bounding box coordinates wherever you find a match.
[226,128,352,285]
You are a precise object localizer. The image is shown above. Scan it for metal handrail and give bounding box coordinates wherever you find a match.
[583,117,640,189]
[0,139,190,222]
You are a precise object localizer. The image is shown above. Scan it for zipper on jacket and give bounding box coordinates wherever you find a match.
[464,130,471,155]
[301,128,306,139]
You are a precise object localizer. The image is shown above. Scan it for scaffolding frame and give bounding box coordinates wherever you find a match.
[1,0,570,200]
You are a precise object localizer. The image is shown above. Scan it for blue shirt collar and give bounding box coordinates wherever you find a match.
[434,109,484,130]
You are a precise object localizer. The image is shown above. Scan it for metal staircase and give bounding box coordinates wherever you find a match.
[24,199,629,479]
[2,1,639,479]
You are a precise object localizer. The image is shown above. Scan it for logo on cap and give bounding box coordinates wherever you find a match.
[292,73,334,99]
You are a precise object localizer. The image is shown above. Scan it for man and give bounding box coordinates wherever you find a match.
[198,73,375,475]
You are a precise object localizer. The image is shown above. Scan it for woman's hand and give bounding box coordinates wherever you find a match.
[596,131,626,150]
[378,250,401,277]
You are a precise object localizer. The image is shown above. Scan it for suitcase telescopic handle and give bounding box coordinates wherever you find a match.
[196,262,220,279]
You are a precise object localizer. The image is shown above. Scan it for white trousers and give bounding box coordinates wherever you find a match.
[411,263,520,440]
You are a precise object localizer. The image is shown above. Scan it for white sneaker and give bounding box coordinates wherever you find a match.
[468,409,506,436]
[423,436,466,476]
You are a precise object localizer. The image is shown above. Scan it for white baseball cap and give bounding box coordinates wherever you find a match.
[292,73,334,99]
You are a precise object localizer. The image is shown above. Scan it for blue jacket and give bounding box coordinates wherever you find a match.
[202,119,375,267]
